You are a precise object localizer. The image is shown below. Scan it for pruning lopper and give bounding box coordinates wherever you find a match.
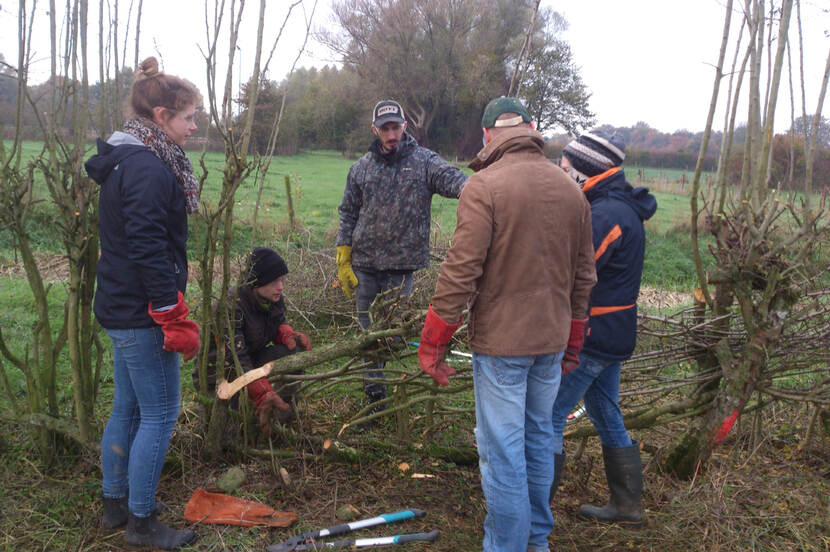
[267,508,438,551]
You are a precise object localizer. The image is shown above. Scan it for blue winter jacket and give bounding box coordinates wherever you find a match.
[84,132,189,329]
[581,168,657,361]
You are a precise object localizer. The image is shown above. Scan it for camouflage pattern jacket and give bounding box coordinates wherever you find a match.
[336,133,467,271]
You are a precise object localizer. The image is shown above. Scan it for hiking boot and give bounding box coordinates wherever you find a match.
[578,441,644,526]
[125,511,196,550]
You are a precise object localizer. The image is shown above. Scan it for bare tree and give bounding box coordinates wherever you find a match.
[321,0,504,146]
[192,0,317,458]
[665,0,830,477]
[0,0,106,460]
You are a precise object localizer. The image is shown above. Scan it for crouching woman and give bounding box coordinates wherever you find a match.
[197,247,311,438]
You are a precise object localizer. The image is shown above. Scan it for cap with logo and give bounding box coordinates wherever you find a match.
[373,100,406,127]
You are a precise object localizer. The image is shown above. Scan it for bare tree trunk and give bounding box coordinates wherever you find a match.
[134,0,143,68]
[690,0,734,308]
[802,49,830,209]
[507,0,540,97]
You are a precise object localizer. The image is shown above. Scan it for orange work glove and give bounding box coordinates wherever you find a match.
[148,291,200,361]
[417,304,461,386]
[246,377,290,435]
[274,324,312,351]
[184,488,297,527]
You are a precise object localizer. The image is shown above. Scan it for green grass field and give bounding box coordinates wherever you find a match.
[0,144,702,396]
[2,144,701,285]
[3,146,829,552]
[0,145,705,397]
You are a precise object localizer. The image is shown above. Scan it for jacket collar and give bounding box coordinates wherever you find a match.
[581,166,622,194]
[469,126,545,172]
[369,132,418,163]
[237,285,277,313]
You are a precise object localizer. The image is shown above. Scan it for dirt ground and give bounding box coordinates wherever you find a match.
[1,399,828,552]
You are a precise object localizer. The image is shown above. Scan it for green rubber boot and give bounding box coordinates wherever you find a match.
[578,441,644,526]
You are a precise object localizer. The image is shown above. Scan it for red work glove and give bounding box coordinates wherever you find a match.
[148,291,200,361]
[417,304,462,386]
[274,324,312,351]
[561,318,587,376]
[246,377,290,436]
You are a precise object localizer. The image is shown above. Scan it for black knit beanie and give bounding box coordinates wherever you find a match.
[248,247,289,288]
[562,130,627,178]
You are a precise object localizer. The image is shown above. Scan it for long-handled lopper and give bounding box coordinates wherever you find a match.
[267,508,438,551]
[409,342,471,361]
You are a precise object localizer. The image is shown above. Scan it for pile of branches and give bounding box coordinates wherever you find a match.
[264,276,830,447]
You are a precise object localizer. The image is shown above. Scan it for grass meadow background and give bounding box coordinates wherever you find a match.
[0,141,710,395]
[8,143,827,552]
[2,140,709,286]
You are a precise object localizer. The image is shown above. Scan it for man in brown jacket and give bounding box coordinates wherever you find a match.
[417,97,596,552]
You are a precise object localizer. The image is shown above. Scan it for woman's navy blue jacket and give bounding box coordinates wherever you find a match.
[581,168,657,361]
[84,132,188,329]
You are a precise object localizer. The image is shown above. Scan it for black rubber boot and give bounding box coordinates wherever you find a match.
[102,496,168,529]
[578,441,644,525]
[125,512,196,550]
[102,496,129,529]
[550,452,566,502]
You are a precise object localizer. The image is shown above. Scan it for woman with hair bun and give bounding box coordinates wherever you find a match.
[84,56,201,550]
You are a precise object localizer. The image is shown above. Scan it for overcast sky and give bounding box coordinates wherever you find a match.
[1,0,828,134]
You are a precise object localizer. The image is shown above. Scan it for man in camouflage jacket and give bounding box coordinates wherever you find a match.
[336,100,467,408]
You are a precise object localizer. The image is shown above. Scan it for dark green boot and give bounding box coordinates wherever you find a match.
[550,452,566,501]
[578,441,644,525]
[125,512,196,550]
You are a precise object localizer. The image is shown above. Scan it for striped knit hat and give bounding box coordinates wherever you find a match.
[562,130,626,181]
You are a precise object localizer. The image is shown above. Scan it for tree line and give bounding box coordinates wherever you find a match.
[1,1,595,160]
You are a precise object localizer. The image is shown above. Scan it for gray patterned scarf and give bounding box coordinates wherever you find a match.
[123,118,200,214]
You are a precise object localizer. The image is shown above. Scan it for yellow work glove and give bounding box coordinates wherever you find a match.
[336,245,359,299]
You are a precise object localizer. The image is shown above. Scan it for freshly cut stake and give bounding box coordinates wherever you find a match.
[216,361,275,400]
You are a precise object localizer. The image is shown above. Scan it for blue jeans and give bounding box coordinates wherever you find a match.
[101,327,182,517]
[551,352,632,455]
[353,268,414,398]
[473,351,563,552]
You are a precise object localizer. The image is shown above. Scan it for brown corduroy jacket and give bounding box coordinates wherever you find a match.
[431,126,596,356]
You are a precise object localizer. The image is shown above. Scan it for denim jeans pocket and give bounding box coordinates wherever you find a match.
[107,328,136,348]
[491,357,529,386]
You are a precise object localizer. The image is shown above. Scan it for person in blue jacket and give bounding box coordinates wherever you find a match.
[84,56,201,550]
[550,130,657,526]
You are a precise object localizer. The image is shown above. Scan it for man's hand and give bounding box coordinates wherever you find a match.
[148,291,200,361]
[417,304,462,386]
[275,324,312,351]
[246,377,290,436]
[561,318,587,376]
[336,245,359,299]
